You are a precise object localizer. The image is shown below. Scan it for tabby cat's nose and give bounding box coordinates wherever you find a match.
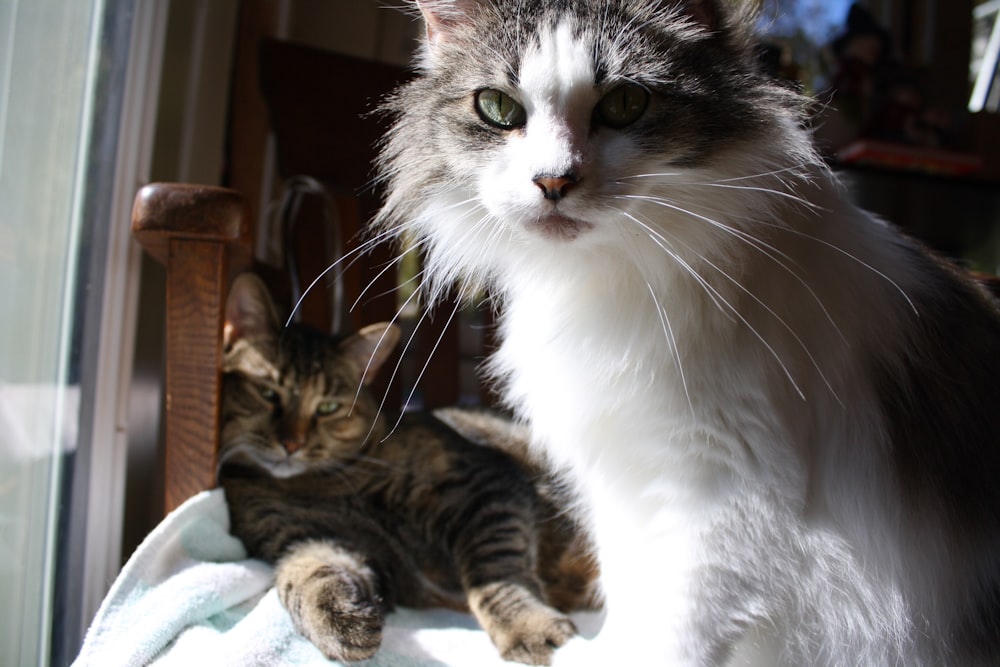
[283,438,305,454]
[533,172,579,201]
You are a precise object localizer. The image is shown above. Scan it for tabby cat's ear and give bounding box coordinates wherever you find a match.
[224,273,281,348]
[342,322,402,386]
[676,0,720,31]
[414,0,481,45]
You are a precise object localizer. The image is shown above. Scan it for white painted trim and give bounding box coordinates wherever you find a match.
[80,0,243,632]
[79,0,169,636]
[47,4,111,659]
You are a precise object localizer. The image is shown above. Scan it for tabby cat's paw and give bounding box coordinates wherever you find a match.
[496,607,577,666]
[471,583,578,666]
[304,599,383,663]
[278,560,385,662]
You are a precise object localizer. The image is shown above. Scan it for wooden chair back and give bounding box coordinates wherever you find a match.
[131,183,252,513]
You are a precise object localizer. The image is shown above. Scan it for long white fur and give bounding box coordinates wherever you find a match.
[392,7,985,666]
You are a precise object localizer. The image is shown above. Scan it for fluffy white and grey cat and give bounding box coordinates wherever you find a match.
[373,1,1000,665]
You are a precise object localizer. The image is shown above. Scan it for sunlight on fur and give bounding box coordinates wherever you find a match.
[300,1,1000,665]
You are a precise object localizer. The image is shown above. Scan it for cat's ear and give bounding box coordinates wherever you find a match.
[224,273,281,348]
[342,322,401,386]
[676,0,720,31]
[414,0,481,45]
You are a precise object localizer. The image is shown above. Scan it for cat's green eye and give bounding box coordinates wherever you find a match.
[256,385,279,402]
[475,88,527,130]
[595,83,649,129]
[315,401,341,417]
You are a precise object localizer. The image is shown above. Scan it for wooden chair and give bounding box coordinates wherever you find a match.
[132,183,253,513]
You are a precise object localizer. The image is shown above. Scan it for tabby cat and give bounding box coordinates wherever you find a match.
[218,273,597,665]
[373,1,1000,665]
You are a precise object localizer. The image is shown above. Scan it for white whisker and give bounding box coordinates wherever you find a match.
[349,254,407,314]
[647,280,693,412]
[354,276,425,436]
[620,210,735,322]
[355,274,425,398]
[383,296,464,441]
[695,181,823,212]
[362,200,499,441]
[622,210,807,400]
[615,193,848,345]
[694,248,841,406]
[286,225,403,327]
[617,162,812,184]
[759,221,919,316]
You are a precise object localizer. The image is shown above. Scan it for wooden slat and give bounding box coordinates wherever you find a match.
[132,183,252,513]
[162,239,227,510]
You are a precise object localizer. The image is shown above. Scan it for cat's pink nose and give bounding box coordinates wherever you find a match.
[283,439,305,454]
[533,173,579,201]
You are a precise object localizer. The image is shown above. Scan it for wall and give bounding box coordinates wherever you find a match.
[286,0,418,65]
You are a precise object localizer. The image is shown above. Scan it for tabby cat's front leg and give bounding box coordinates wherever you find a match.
[451,493,577,665]
[275,539,386,662]
[467,579,578,666]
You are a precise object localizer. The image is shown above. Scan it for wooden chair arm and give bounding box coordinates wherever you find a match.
[132,183,252,514]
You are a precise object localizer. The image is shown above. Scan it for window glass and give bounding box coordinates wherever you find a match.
[757,0,854,92]
[0,0,105,664]
[970,0,1000,111]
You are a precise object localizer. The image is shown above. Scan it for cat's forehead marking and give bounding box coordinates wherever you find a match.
[519,21,595,110]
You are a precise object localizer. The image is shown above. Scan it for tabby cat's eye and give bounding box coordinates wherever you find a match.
[257,385,279,402]
[595,83,649,128]
[315,401,341,416]
[475,89,527,129]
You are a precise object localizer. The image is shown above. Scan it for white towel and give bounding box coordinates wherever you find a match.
[74,489,601,666]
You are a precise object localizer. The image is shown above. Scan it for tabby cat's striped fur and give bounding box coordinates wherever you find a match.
[218,274,597,665]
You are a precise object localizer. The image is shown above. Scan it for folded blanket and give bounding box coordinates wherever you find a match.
[74,489,601,666]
